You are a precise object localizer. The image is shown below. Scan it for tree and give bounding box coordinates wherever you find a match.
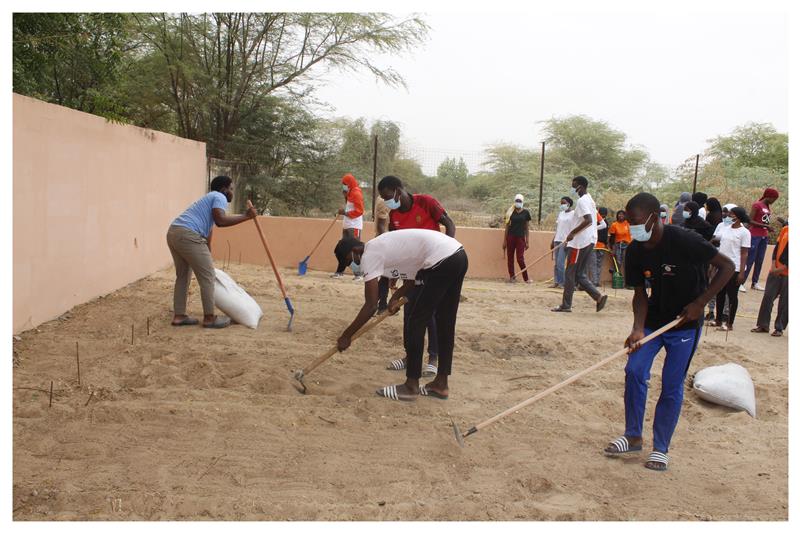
[131,12,428,157]
[436,156,469,187]
[13,13,132,119]
[706,122,788,171]
[540,115,648,189]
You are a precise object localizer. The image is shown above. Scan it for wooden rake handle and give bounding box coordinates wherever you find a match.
[469,317,683,434]
[301,297,408,377]
[511,242,566,279]
[246,200,288,299]
[305,215,340,259]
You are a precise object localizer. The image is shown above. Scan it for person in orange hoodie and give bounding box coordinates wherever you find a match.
[332,173,365,279]
[752,221,788,336]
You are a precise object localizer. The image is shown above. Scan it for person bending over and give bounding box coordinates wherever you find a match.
[166,175,257,328]
[334,229,468,401]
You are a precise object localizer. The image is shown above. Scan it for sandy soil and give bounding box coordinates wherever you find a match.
[12,264,788,520]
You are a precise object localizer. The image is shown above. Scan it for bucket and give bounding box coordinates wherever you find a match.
[612,271,625,289]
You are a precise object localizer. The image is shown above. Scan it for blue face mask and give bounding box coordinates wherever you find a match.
[682,211,691,219]
[384,191,401,210]
[570,187,578,195]
[630,213,654,242]
[559,203,569,212]
[723,216,733,226]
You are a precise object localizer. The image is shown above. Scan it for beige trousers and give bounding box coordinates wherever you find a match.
[166,225,215,315]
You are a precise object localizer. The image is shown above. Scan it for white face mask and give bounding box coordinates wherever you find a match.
[342,184,349,192]
[723,216,733,226]
[514,201,523,208]
[682,210,691,219]
[559,203,569,212]
[630,213,655,242]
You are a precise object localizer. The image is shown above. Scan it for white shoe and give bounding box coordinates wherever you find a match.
[738,285,747,293]
[753,284,765,291]
[330,272,343,279]
[352,275,364,281]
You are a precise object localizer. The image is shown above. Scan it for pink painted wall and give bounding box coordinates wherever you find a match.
[211,216,587,281]
[13,94,207,333]
[210,216,777,284]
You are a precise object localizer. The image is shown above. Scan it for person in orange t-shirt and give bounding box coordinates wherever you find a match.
[608,210,632,277]
[752,222,788,336]
[332,173,365,278]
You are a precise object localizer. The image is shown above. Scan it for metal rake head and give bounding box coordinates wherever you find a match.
[450,417,466,448]
[292,370,307,394]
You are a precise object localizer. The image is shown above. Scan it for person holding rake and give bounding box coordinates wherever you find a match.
[604,193,734,471]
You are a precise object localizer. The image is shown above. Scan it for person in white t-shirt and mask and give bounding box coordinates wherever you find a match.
[550,196,575,288]
[709,206,751,332]
[552,176,608,313]
[334,229,469,401]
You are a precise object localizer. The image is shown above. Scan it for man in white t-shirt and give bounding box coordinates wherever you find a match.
[552,176,608,313]
[334,229,468,401]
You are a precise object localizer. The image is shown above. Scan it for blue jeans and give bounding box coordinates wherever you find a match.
[553,241,567,286]
[624,326,701,453]
[614,242,628,276]
[743,235,768,286]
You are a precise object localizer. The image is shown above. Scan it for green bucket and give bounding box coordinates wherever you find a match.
[612,272,625,289]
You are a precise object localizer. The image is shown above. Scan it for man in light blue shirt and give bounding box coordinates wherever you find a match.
[167,176,256,328]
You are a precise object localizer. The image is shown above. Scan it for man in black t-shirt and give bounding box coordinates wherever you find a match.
[603,193,734,472]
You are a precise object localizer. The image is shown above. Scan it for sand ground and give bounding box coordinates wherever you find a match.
[12,264,788,520]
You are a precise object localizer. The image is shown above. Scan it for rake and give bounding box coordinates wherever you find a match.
[293,297,408,394]
[450,317,683,446]
[511,242,566,280]
[247,200,295,331]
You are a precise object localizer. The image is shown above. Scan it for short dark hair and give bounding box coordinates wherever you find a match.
[730,206,750,224]
[598,206,608,216]
[560,196,573,207]
[573,175,589,189]
[210,175,233,192]
[692,192,708,205]
[377,175,403,192]
[684,201,700,217]
[626,192,660,215]
[334,237,363,265]
[616,209,625,217]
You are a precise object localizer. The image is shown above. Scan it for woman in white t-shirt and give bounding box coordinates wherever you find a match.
[710,206,751,331]
[550,196,575,288]
[333,229,468,402]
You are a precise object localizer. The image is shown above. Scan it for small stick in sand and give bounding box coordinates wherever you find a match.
[131,324,134,345]
[238,251,242,265]
[147,317,150,336]
[226,240,231,269]
[76,341,81,385]
[85,390,95,406]
[725,327,729,342]
[49,381,53,407]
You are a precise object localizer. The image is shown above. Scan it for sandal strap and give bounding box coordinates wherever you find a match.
[379,385,399,400]
[389,359,405,370]
[648,451,669,465]
[610,436,630,452]
[420,385,429,396]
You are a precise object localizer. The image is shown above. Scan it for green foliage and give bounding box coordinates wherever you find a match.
[707,122,788,172]
[13,13,131,120]
[436,156,469,187]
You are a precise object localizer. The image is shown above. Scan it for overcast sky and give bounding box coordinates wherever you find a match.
[311,9,788,175]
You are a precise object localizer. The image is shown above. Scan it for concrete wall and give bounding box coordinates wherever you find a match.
[13,94,207,333]
[210,216,777,284]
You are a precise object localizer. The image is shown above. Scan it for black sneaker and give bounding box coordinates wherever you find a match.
[596,295,608,312]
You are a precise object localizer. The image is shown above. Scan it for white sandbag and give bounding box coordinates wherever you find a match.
[693,363,756,417]
[213,269,263,329]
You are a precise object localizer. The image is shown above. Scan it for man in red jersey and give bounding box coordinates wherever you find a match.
[377,175,456,377]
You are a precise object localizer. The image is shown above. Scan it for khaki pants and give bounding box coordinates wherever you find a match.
[166,225,215,316]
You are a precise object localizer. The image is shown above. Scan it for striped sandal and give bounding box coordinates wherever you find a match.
[387,359,406,371]
[376,384,417,402]
[604,436,643,455]
[644,451,669,471]
[419,384,448,400]
[422,363,438,377]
